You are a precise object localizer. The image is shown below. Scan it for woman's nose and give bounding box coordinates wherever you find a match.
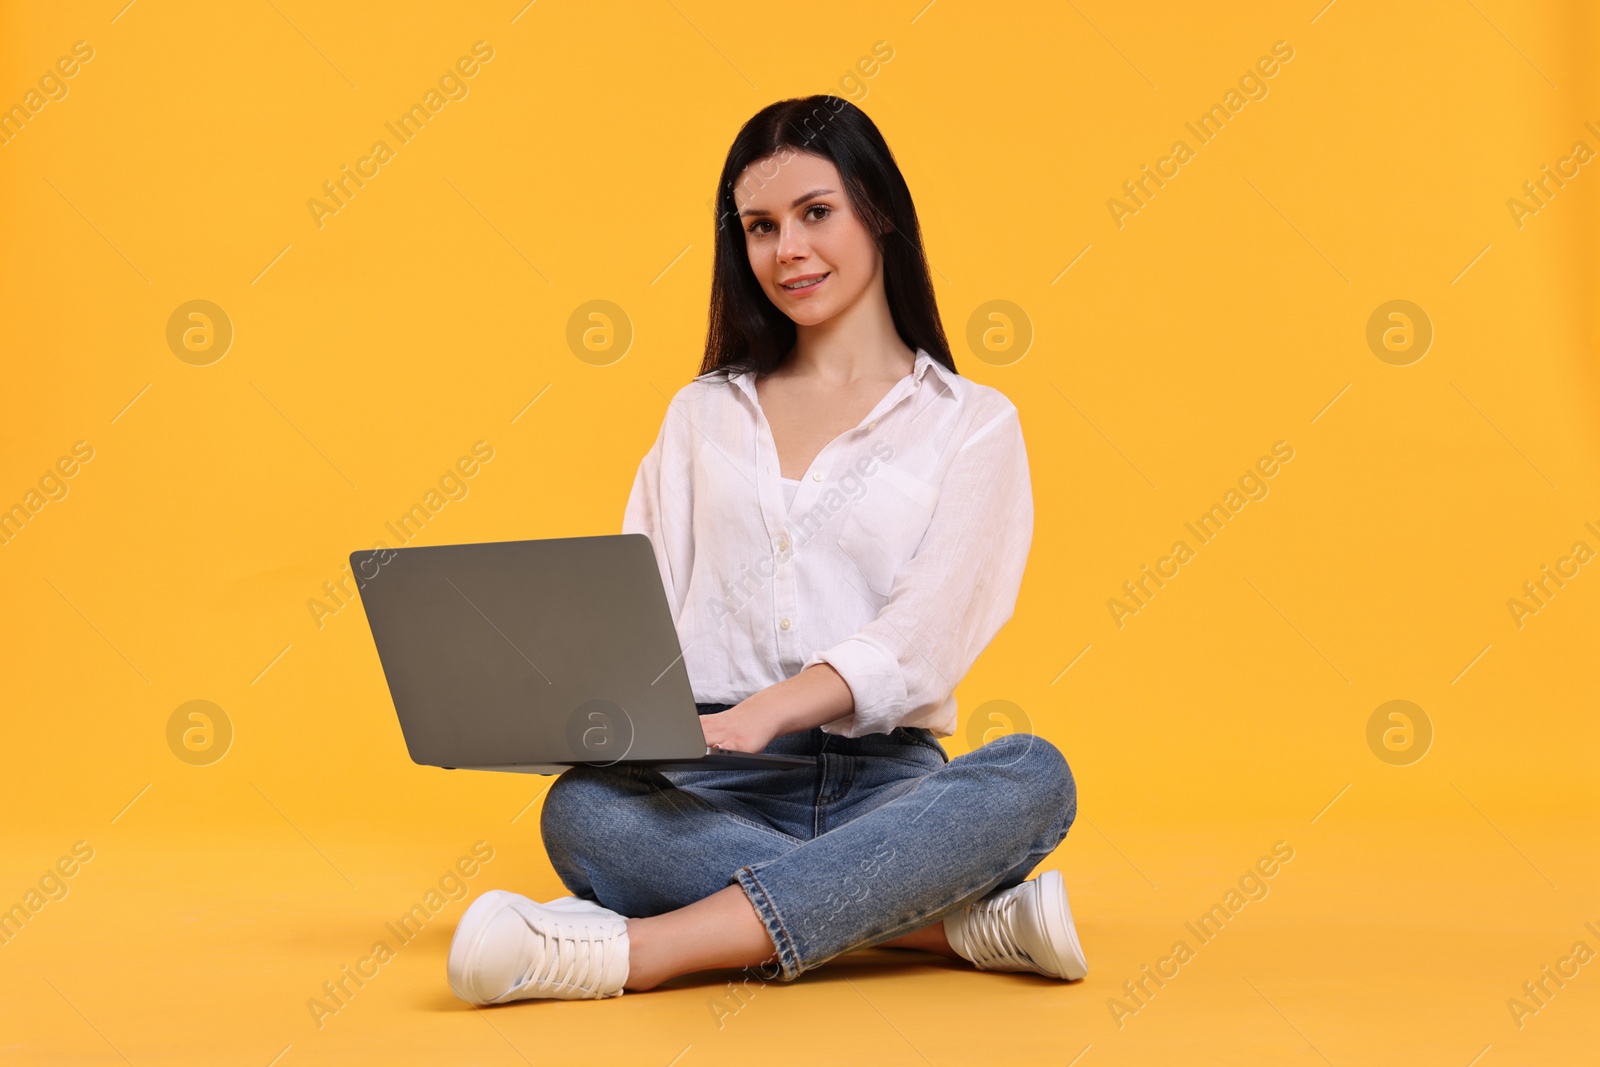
[776,220,808,261]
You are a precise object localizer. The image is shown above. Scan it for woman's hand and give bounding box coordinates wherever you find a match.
[697,665,857,754]
[698,701,784,754]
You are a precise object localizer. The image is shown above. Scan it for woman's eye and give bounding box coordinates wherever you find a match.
[744,206,827,235]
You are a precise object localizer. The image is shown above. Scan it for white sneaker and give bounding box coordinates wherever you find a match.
[943,869,1087,980]
[447,890,631,1004]
[544,894,615,915]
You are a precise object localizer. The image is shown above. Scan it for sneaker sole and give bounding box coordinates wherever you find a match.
[1037,869,1089,980]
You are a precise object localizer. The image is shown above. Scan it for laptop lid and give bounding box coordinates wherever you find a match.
[350,534,707,768]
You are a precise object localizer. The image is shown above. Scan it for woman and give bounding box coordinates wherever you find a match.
[447,95,1085,1003]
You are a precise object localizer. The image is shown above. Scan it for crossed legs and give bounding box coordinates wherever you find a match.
[540,732,1076,987]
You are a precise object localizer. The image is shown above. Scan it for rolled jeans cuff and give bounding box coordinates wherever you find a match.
[734,866,804,981]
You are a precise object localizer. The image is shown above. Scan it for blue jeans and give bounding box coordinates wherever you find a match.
[540,702,1077,981]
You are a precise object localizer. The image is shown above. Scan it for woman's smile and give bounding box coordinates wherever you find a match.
[779,271,830,294]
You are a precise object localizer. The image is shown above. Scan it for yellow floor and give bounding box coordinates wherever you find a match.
[5,810,1595,1065]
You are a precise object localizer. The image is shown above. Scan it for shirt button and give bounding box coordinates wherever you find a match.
[777,536,790,552]
[812,472,822,481]
[867,420,877,429]
[779,617,791,630]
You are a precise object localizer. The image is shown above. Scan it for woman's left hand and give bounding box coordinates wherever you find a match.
[698,701,784,754]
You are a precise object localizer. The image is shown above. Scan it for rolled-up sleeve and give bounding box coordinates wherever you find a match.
[621,397,694,619]
[802,402,1034,737]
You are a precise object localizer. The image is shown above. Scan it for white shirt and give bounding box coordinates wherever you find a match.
[621,347,1034,739]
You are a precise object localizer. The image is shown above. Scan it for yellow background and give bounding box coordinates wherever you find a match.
[2,0,1597,1063]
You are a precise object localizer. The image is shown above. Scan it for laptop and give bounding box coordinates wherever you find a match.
[350,534,813,774]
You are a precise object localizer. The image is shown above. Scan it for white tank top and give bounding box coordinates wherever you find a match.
[781,476,799,512]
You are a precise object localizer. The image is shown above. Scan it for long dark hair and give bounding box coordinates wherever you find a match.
[698,95,955,381]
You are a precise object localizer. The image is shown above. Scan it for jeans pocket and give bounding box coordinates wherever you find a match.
[893,727,948,763]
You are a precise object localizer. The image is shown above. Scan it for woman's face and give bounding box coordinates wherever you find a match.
[733,151,882,326]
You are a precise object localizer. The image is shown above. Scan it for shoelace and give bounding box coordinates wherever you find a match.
[960,890,1036,970]
[511,914,622,998]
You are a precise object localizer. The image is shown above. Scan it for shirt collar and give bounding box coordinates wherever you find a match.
[728,347,951,398]
[912,347,955,394]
